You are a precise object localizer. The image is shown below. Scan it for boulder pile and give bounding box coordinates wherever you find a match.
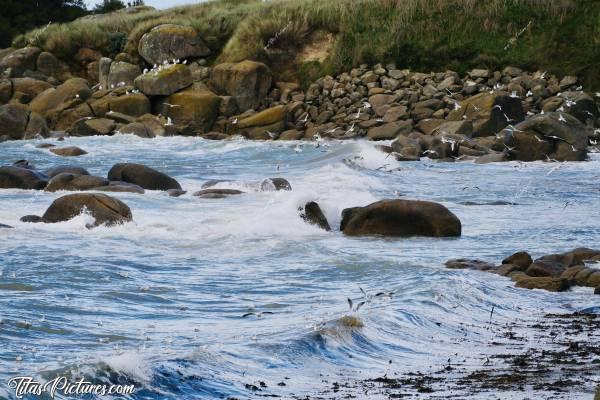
[0,26,597,165]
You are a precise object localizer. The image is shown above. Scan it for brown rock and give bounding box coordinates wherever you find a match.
[515,277,570,292]
[301,201,331,231]
[341,199,461,237]
[138,24,210,65]
[107,163,181,191]
[41,193,132,227]
[50,146,88,157]
[45,173,109,192]
[69,118,115,136]
[134,64,192,96]
[210,60,272,111]
[502,251,532,269]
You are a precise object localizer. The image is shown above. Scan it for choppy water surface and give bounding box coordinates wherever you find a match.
[1,136,599,399]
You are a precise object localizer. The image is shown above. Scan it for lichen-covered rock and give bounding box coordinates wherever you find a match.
[109,93,151,117]
[504,112,588,161]
[162,85,221,132]
[138,24,210,65]
[210,61,272,111]
[29,78,91,115]
[107,61,141,88]
[134,64,192,96]
[447,91,525,137]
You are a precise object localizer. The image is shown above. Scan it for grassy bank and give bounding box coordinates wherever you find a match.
[13,0,600,88]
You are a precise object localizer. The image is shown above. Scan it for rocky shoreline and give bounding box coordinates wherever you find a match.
[0,23,599,163]
[299,310,600,399]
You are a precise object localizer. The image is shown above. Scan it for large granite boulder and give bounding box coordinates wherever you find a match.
[41,193,132,227]
[236,105,287,139]
[138,24,210,65]
[107,163,181,191]
[340,199,461,237]
[68,117,116,136]
[134,64,192,96]
[447,91,525,137]
[109,93,151,117]
[107,61,141,88]
[29,78,91,115]
[161,84,221,133]
[210,60,272,111]
[504,112,589,161]
[0,47,41,77]
[0,104,29,140]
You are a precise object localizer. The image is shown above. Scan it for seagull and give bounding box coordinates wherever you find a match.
[294,143,302,153]
[355,108,361,119]
[183,59,188,65]
[540,71,547,79]
[300,113,309,123]
[242,311,274,318]
[557,106,565,112]
[558,114,566,123]
[423,149,438,155]
[345,122,355,135]
[267,130,277,139]
[75,94,80,99]
[143,68,148,74]
[510,91,518,98]
[492,105,503,111]
[526,90,533,97]
[534,135,546,143]
[590,139,598,145]
[163,102,181,108]
[453,102,461,111]
[363,101,371,109]
[575,85,582,91]
[165,117,173,126]
[232,118,238,125]
[503,144,516,151]
[571,145,578,152]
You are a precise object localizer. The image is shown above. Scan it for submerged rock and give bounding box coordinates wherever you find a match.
[107,163,181,191]
[514,276,571,292]
[41,193,132,227]
[43,165,90,178]
[20,215,43,223]
[49,146,88,157]
[340,199,461,237]
[445,259,496,271]
[44,173,109,192]
[260,177,292,191]
[0,166,48,189]
[193,188,244,199]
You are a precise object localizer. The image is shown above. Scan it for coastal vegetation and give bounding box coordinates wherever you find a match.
[12,0,600,88]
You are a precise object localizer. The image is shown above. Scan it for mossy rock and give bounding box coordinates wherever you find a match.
[138,24,210,65]
[163,87,221,132]
[134,64,192,96]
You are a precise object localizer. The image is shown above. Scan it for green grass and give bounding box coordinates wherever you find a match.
[13,0,600,89]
